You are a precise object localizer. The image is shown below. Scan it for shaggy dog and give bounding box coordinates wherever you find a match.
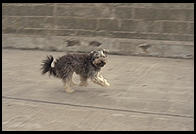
[41,49,110,93]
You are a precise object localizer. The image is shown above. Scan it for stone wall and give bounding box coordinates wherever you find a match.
[2,3,194,58]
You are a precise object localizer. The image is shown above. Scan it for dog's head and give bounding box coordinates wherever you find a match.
[89,49,108,68]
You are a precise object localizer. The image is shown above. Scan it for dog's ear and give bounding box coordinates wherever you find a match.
[90,50,95,54]
[102,49,109,54]
[90,50,96,54]
[89,50,96,56]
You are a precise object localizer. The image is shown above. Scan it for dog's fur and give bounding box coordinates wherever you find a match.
[41,49,110,93]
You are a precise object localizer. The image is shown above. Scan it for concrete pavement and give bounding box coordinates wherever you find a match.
[2,49,194,131]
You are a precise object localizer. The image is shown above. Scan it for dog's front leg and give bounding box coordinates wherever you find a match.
[79,76,88,87]
[97,73,110,87]
[91,73,110,87]
[70,80,77,87]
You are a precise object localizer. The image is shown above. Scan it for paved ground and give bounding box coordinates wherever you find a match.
[2,49,194,131]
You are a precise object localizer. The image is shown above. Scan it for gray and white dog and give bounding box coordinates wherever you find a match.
[41,49,110,93]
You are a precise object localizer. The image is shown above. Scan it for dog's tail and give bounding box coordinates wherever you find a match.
[41,55,56,76]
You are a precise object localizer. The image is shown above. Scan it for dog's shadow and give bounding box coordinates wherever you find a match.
[55,85,107,95]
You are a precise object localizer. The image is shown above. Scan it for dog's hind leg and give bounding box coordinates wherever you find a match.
[62,75,75,93]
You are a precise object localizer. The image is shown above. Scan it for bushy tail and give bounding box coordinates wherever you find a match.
[41,55,56,76]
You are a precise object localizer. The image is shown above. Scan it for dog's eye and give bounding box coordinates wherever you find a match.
[94,53,99,57]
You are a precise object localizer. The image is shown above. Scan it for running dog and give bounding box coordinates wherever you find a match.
[41,49,110,93]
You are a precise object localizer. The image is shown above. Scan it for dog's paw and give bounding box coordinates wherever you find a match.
[98,79,110,87]
[65,88,75,93]
[104,81,110,87]
[79,82,88,87]
[102,79,110,87]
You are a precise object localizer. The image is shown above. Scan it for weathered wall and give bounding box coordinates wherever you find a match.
[2,3,194,58]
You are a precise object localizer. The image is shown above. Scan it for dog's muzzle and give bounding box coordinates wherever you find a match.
[93,58,107,68]
[98,60,106,67]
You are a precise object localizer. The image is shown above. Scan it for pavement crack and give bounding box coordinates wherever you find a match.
[2,96,193,119]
